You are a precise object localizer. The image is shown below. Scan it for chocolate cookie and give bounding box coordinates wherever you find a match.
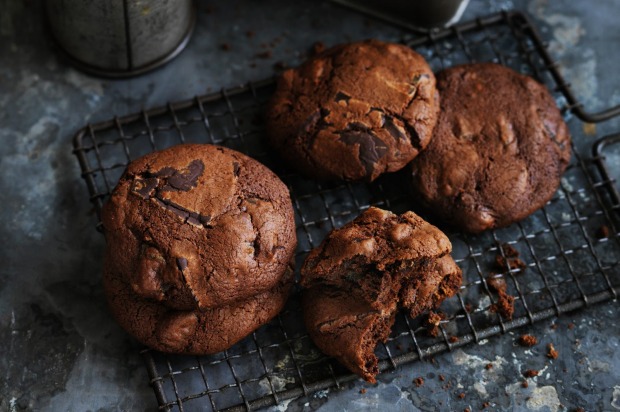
[101,144,297,354]
[301,207,461,382]
[266,39,440,181]
[102,144,297,310]
[104,258,294,354]
[410,63,571,233]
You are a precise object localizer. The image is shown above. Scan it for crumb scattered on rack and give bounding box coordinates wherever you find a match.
[521,380,529,388]
[359,388,367,394]
[484,363,493,370]
[487,276,515,319]
[496,254,527,271]
[523,369,539,378]
[426,311,446,337]
[458,392,465,399]
[414,377,424,387]
[496,243,526,272]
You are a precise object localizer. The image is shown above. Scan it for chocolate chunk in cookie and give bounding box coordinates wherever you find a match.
[411,63,571,233]
[267,39,440,181]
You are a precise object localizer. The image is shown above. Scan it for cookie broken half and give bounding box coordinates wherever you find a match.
[301,207,461,382]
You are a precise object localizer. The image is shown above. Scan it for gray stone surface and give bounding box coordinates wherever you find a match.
[0,0,619,411]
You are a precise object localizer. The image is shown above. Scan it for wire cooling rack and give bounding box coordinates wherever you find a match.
[73,11,620,412]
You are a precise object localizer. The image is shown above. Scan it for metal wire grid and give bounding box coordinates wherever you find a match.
[72,11,620,412]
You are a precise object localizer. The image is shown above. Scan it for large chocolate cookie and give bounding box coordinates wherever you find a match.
[101,144,297,354]
[410,63,571,233]
[266,39,440,182]
[103,258,294,355]
[301,207,461,382]
[102,144,297,310]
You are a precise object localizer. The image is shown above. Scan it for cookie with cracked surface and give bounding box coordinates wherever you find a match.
[266,39,440,182]
[104,257,294,354]
[301,207,461,381]
[410,63,571,233]
[102,144,297,310]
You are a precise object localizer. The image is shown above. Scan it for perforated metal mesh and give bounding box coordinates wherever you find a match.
[73,11,620,412]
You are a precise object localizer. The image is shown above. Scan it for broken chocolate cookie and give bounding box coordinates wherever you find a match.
[301,207,461,382]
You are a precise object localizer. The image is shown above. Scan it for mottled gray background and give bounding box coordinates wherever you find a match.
[1,0,619,411]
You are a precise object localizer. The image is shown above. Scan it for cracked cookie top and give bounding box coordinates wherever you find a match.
[410,63,571,233]
[102,144,297,310]
[266,39,440,182]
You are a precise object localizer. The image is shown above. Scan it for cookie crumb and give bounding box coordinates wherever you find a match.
[464,303,473,313]
[518,334,538,347]
[487,276,515,319]
[523,369,539,378]
[449,336,459,343]
[495,254,526,271]
[550,323,558,330]
[482,401,490,409]
[484,363,493,370]
[360,388,367,394]
[575,407,585,412]
[458,392,465,399]
[464,409,471,412]
[439,374,445,382]
[547,343,559,359]
[521,380,529,388]
[500,243,520,257]
[426,311,445,337]
[414,377,424,387]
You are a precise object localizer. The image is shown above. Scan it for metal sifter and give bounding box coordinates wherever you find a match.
[45,0,196,77]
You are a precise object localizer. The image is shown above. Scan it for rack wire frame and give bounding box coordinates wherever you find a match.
[72,10,620,412]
